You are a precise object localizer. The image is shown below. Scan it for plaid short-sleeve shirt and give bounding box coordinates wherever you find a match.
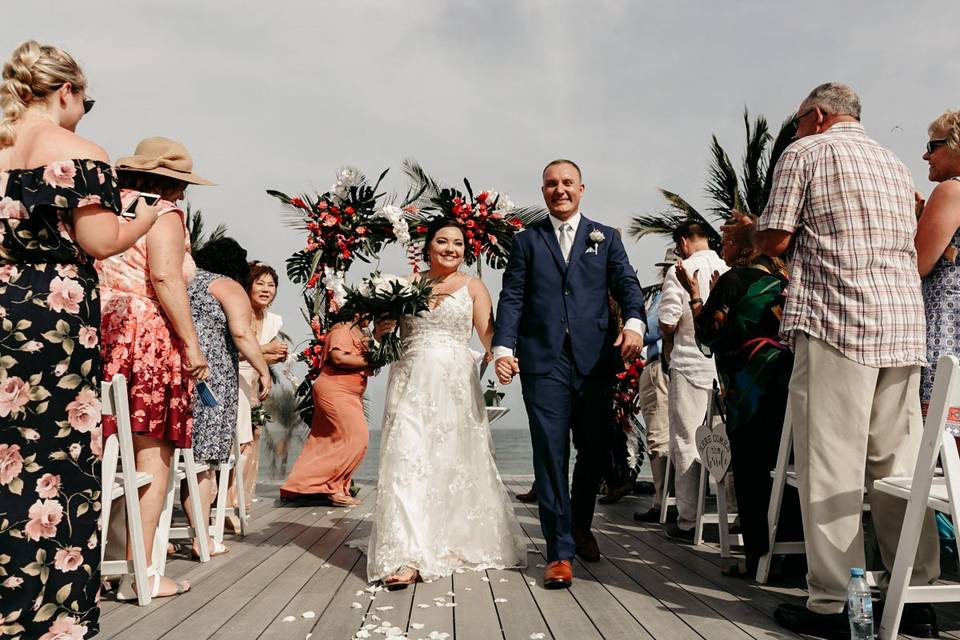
[757,122,925,368]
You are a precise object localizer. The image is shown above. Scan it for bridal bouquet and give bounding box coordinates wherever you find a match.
[613,358,645,437]
[402,160,547,270]
[337,272,434,371]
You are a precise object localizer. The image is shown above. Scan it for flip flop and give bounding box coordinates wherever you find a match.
[192,539,229,560]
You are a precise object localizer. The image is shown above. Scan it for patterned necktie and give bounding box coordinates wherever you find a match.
[559,222,573,263]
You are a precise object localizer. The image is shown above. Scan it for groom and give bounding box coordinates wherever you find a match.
[493,159,646,588]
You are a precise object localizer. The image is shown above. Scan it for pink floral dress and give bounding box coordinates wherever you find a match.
[97,190,196,449]
[0,159,121,639]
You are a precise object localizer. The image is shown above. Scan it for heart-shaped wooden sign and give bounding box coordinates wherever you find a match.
[696,416,731,482]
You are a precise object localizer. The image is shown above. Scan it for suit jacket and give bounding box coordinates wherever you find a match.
[493,215,646,376]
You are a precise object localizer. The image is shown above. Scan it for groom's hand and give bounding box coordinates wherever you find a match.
[495,356,520,385]
[614,329,643,365]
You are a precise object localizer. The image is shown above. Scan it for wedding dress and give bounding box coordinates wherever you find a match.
[367,283,527,582]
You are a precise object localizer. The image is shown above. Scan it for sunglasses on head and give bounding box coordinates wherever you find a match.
[927,139,949,155]
[82,97,95,114]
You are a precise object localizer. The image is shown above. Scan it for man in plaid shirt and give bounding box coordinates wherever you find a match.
[756,83,939,638]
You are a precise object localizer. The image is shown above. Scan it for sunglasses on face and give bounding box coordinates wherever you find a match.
[927,138,949,155]
[82,97,95,114]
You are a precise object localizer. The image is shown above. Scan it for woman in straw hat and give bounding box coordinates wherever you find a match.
[0,41,160,638]
[98,136,214,598]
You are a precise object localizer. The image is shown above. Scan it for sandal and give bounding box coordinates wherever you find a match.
[721,559,756,579]
[330,493,361,507]
[383,566,419,591]
[192,539,229,560]
[116,573,190,601]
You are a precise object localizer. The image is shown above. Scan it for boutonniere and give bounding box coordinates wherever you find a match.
[586,228,605,255]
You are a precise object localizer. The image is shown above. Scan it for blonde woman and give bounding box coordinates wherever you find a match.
[0,41,159,638]
[917,110,960,416]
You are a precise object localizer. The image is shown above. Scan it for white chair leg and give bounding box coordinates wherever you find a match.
[717,476,731,559]
[182,449,210,562]
[99,439,119,565]
[234,436,248,537]
[152,448,179,576]
[756,410,793,584]
[125,474,152,606]
[660,454,674,524]
[213,463,230,544]
[694,462,707,546]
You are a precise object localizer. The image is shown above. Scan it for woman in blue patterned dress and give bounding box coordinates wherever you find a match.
[183,238,270,558]
[0,41,159,638]
[916,110,960,420]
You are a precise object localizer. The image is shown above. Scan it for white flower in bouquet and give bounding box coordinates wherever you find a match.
[322,266,348,307]
[370,273,413,296]
[330,166,362,202]
[379,205,411,245]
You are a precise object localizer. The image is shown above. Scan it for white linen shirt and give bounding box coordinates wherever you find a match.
[658,249,728,389]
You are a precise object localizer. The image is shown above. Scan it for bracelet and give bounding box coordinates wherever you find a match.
[689,297,703,307]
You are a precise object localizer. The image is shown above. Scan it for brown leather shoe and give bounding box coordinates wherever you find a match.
[543,560,573,589]
[597,481,632,504]
[516,484,537,503]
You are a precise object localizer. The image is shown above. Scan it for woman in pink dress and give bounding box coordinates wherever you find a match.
[98,137,213,598]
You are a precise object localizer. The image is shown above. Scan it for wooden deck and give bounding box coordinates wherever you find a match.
[99,476,960,640]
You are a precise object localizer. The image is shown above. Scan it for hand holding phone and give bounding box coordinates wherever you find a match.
[121,192,162,219]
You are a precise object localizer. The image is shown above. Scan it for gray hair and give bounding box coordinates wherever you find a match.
[800,82,861,121]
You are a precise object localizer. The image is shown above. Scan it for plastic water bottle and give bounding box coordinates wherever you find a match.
[847,567,874,639]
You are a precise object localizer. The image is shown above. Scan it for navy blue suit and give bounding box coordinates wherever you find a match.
[494,215,645,561]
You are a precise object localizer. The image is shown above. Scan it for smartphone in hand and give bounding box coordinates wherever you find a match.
[121,192,161,220]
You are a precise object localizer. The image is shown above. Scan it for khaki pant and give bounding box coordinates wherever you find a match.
[668,371,712,530]
[791,333,940,614]
[640,359,670,507]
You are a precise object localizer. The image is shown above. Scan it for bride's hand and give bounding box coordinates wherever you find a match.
[495,356,519,385]
[374,319,398,341]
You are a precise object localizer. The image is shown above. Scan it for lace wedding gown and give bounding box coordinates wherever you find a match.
[367,284,527,582]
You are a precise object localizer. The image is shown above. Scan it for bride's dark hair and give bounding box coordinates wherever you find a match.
[422,218,465,263]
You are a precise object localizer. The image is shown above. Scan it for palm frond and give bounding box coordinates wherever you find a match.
[184,202,229,253]
[762,116,799,207]
[401,158,442,211]
[705,135,743,217]
[628,189,721,251]
[741,109,772,215]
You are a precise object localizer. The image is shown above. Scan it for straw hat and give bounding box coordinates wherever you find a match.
[116,137,214,186]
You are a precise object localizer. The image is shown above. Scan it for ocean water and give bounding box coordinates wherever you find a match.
[257,428,536,485]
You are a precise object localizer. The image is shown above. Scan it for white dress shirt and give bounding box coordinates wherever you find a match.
[493,212,645,362]
[658,249,729,389]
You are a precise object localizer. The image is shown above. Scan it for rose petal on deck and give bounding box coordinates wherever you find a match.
[282,616,296,622]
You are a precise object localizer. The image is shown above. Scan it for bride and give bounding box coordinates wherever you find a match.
[367,219,527,588]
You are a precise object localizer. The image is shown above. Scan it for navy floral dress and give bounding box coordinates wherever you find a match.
[0,160,122,639]
[921,176,960,431]
[188,269,239,464]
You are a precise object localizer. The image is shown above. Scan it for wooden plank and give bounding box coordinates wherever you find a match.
[207,497,376,639]
[294,553,370,640]
[103,503,348,639]
[258,510,375,640]
[504,481,659,640]
[407,575,455,639]
[99,503,310,637]
[452,568,505,640]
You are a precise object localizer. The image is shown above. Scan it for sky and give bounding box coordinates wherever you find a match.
[5,1,958,429]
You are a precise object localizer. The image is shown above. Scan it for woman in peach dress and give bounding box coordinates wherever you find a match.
[280,319,383,505]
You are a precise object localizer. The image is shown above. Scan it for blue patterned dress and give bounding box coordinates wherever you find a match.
[921,176,960,432]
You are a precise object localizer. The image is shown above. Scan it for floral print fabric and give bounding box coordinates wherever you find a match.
[188,270,238,463]
[98,190,195,448]
[0,159,122,639]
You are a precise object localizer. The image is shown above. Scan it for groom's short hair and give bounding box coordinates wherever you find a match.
[542,159,582,180]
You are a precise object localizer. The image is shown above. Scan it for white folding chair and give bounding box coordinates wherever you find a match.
[691,392,742,556]
[875,355,960,640]
[153,448,211,575]
[99,374,154,606]
[755,400,875,584]
[210,426,248,544]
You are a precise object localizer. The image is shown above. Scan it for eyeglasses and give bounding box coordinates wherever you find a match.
[791,107,817,129]
[927,138,949,155]
[82,97,95,114]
